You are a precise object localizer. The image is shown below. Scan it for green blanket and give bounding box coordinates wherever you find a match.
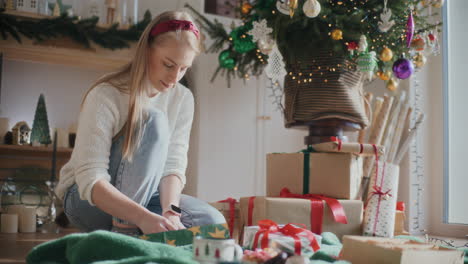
[26,230,197,264]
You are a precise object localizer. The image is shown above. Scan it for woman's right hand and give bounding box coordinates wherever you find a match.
[137,212,178,234]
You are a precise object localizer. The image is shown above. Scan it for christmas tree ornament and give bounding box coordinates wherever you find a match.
[380,47,393,62]
[386,78,398,91]
[31,94,52,146]
[413,53,427,68]
[378,0,395,32]
[230,27,256,53]
[406,7,415,48]
[347,41,358,56]
[289,0,298,18]
[258,38,275,54]
[303,0,321,18]
[392,58,414,79]
[428,32,436,42]
[242,2,253,15]
[331,29,343,40]
[411,36,425,51]
[265,44,287,87]
[248,19,273,43]
[432,0,444,8]
[358,35,368,53]
[219,50,236,69]
[377,71,392,81]
[357,51,378,80]
[276,0,290,15]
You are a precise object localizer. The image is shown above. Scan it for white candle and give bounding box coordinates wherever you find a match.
[7,205,24,228]
[20,207,36,233]
[1,214,18,233]
[57,128,69,148]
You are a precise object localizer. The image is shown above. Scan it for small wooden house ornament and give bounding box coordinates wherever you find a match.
[12,121,31,145]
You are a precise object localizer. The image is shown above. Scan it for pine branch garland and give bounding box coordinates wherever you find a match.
[0,9,152,50]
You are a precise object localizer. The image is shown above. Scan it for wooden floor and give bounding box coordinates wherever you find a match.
[0,228,79,264]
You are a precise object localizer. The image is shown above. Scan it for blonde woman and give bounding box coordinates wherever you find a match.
[56,11,225,235]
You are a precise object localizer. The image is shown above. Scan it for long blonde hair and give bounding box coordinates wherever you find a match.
[83,11,201,161]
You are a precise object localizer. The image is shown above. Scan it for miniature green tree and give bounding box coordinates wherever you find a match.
[30,94,52,145]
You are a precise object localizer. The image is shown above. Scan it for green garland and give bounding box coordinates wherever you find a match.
[0,8,152,50]
[187,0,442,85]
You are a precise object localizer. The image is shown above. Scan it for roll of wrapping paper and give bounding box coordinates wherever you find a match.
[366,97,384,143]
[387,105,411,163]
[358,93,374,143]
[380,92,406,161]
[359,95,394,199]
[311,141,384,156]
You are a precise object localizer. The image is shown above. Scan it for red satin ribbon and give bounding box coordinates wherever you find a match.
[252,220,320,255]
[330,136,342,151]
[279,188,348,234]
[217,197,238,238]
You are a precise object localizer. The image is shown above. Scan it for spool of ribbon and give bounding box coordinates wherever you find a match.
[252,220,320,255]
[217,197,238,238]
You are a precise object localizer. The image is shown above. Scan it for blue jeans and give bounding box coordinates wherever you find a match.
[63,108,225,232]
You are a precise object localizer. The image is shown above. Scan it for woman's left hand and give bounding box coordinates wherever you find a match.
[163,212,185,230]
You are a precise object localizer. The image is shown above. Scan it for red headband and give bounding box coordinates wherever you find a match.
[150,20,200,39]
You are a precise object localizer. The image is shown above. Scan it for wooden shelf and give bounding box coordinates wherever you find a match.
[0,145,72,158]
[0,145,73,179]
[0,11,135,71]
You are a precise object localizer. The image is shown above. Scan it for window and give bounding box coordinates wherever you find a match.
[31,0,36,8]
[444,0,468,225]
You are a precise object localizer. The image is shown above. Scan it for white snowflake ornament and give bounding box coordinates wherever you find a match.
[248,19,273,43]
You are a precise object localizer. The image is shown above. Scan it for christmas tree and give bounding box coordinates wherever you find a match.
[186,0,442,88]
[31,94,52,146]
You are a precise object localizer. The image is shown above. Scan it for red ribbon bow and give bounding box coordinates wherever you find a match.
[252,220,320,255]
[217,197,237,238]
[279,188,348,234]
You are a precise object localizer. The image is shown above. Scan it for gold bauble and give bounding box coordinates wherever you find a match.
[380,47,393,62]
[241,2,253,14]
[377,71,391,81]
[331,29,343,40]
[387,79,398,92]
[414,53,427,68]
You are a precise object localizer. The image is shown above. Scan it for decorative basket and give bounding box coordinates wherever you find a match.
[283,50,369,129]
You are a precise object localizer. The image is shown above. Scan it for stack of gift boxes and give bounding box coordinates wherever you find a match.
[138,139,465,263]
[212,140,405,252]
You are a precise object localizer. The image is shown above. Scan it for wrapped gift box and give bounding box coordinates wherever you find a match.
[239,196,363,239]
[267,152,363,200]
[363,162,399,237]
[209,200,241,241]
[139,223,230,246]
[341,236,465,264]
[242,223,321,257]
